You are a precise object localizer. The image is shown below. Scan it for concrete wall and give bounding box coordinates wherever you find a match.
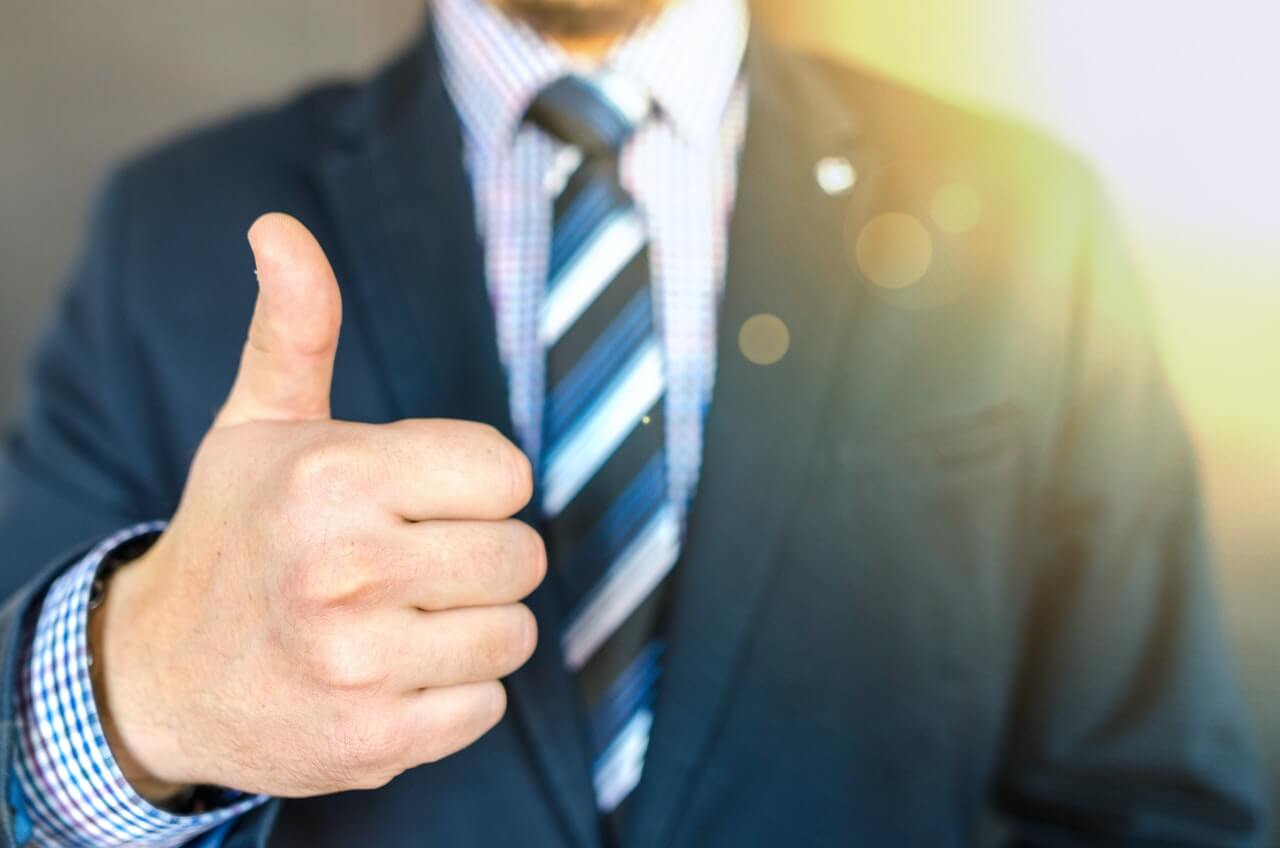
[0,1,425,415]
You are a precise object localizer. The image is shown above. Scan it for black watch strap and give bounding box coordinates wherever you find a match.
[87,530,161,612]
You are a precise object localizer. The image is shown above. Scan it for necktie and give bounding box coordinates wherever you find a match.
[528,75,676,821]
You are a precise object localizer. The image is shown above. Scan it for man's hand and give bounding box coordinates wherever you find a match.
[92,213,544,801]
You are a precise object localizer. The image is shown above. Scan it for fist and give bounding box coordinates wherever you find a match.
[94,214,545,800]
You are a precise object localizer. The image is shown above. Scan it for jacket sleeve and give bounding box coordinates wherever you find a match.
[992,175,1268,845]
[0,172,280,847]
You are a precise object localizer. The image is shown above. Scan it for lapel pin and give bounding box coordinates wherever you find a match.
[815,156,857,197]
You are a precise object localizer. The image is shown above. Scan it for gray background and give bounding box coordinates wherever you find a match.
[1,1,1275,838]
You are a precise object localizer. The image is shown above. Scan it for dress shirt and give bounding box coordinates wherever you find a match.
[435,0,749,518]
[8,0,749,843]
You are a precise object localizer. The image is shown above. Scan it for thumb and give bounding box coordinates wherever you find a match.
[216,213,343,428]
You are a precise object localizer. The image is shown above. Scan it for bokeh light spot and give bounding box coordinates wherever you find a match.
[931,182,983,233]
[815,156,857,196]
[738,313,791,366]
[854,212,934,289]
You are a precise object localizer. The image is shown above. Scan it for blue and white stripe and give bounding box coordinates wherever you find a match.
[541,209,648,348]
[541,339,665,517]
[528,69,680,819]
[561,503,681,671]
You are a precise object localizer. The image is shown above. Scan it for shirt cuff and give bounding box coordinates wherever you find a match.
[12,523,269,847]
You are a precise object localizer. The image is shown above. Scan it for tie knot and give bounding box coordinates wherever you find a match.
[526,73,651,157]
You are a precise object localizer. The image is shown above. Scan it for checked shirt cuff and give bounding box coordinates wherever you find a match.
[12,523,267,847]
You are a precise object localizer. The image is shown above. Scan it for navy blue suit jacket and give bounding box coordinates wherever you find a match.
[0,25,1266,847]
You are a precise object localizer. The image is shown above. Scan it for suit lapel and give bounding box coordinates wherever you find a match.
[626,37,883,848]
[313,30,601,848]
[315,42,506,429]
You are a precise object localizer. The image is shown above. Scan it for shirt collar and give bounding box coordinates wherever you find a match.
[432,0,750,157]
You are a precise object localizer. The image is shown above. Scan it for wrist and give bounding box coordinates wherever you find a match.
[89,538,196,802]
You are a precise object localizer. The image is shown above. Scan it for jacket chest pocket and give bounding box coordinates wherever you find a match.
[816,402,1025,571]
[783,403,1029,774]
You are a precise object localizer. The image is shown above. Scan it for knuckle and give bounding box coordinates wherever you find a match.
[502,445,535,512]
[480,605,536,672]
[514,523,548,596]
[513,604,538,663]
[281,549,373,610]
[281,559,330,608]
[308,632,385,691]
[283,442,362,506]
[473,425,531,512]
[487,681,509,725]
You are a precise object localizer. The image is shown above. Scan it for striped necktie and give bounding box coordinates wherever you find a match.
[528,75,676,821]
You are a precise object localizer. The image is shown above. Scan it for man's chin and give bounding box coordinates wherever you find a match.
[492,0,667,40]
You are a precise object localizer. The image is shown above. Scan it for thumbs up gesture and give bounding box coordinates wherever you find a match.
[94,214,544,800]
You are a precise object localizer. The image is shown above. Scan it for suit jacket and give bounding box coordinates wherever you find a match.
[0,23,1266,848]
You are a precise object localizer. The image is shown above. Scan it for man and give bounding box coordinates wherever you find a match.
[0,0,1265,844]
